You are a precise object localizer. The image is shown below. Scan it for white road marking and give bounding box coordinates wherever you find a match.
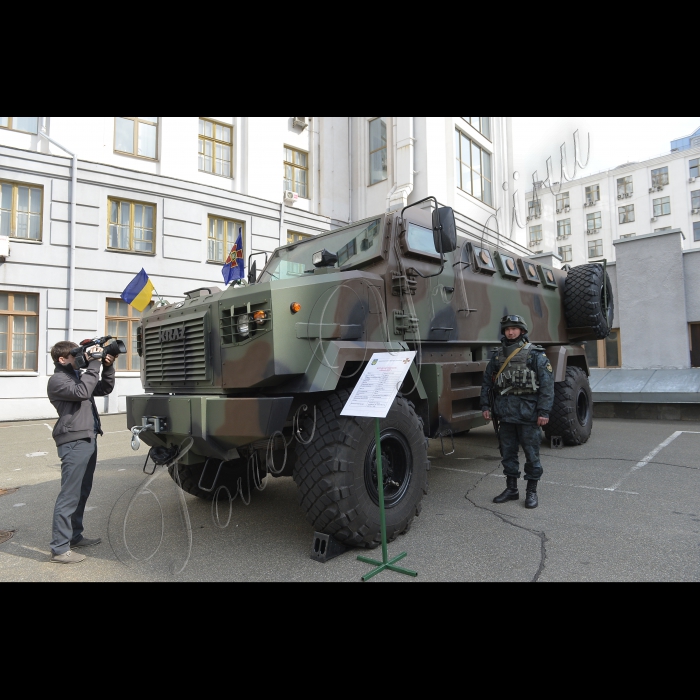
[118,469,126,472]
[605,431,700,492]
[13,469,21,472]
[13,504,26,508]
[85,507,97,512]
[26,452,48,458]
[0,423,54,430]
[432,467,639,496]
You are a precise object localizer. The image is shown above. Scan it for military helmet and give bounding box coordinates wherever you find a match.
[501,314,529,336]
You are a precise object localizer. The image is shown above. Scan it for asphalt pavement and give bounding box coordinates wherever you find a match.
[1,414,699,582]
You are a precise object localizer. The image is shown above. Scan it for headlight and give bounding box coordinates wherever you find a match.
[237,315,251,338]
[253,311,267,326]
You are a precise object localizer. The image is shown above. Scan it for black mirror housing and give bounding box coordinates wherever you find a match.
[433,207,457,254]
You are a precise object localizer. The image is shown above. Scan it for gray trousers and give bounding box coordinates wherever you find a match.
[50,438,98,555]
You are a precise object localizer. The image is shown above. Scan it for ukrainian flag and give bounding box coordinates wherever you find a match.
[121,269,155,312]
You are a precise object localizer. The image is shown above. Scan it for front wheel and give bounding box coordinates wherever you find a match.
[544,367,593,446]
[294,390,430,549]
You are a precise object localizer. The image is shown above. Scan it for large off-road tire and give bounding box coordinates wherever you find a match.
[294,390,430,550]
[544,367,593,446]
[564,264,614,340]
[169,461,247,502]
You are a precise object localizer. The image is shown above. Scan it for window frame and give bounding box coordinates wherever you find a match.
[691,159,700,179]
[368,117,388,186]
[587,211,602,232]
[0,117,39,134]
[694,222,700,243]
[113,117,159,161]
[585,184,601,203]
[460,117,492,141]
[651,166,670,188]
[198,117,234,179]
[0,291,40,372]
[207,215,245,264]
[557,219,572,239]
[556,192,571,210]
[105,299,152,373]
[0,179,44,241]
[617,176,634,197]
[455,129,494,207]
[558,245,573,263]
[284,146,310,198]
[691,190,700,210]
[529,225,543,246]
[653,197,671,217]
[107,197,157,255]
[287,231,313,245]
[585,328,622,369]
[619,204,635,225]
[588,239,604,258]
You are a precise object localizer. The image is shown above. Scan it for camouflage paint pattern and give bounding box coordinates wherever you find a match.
[127,205,597,458]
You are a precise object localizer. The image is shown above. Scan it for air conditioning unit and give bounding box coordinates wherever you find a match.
[617,195,624,200]
[293,117,309,130]
[626,192,633,198]
[565,206,571,213]
[651,217,658,222]
[0,235,8,259]
[649,188,654,194]
[284,191,300,204]
[556,209,562,214]
[690,178,697,184]
[692,209,700,215]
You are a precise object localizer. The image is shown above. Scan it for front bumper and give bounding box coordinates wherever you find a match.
[127,395,294,462]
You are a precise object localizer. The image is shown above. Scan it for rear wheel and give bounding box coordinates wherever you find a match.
[294,390,430,549]
[544,367,593,446]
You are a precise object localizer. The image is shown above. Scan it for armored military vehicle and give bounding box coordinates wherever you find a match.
[127,197,613,549]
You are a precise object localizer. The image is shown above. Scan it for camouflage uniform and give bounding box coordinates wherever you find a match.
[481,336,555,483]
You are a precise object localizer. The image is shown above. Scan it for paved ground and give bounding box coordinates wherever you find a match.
[1,415,699,582]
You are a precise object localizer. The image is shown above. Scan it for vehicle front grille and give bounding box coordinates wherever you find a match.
[144,315,209,385]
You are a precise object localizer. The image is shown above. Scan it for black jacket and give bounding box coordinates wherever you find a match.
[47,360,116,446]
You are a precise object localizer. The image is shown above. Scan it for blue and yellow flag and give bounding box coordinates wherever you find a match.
[121,269,155,312]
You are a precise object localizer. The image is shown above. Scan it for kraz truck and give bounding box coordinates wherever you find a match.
[127,198,613,549]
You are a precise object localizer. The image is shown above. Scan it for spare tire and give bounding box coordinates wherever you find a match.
[564,264,614,340]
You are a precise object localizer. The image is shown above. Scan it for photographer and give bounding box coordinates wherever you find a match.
[47,341,116,565]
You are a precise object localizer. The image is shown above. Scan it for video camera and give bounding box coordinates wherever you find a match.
[71,336,127,369]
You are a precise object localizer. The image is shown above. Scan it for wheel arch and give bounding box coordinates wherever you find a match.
[545,345,590,383]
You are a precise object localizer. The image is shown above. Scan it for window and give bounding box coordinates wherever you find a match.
[556,192,570,210]
[655,227,672,232]
[691,323,700,368]
[653,197,671,217]
[528,200,541,218]
[557,219,571,239]
[106,299,152,372]
[651,167,669,188]
[0,181,42,240]
[114,117,158,160]
[588,239,603,258]
[692,191,700,209]
[529,225,543,246]
[369,118,388,186]
[0,292,38,371]
[0,117,38,134]
[617,176,634,197]
[284,147,309,198]
[208,216,244,263]
[108,199,155,254]
[585,329,622,369]
[585,185,600,204]
[461,117,491,140]
[691,159,700,179]
[587,211,602,232]
[693,138,700,149]
[455,130,493,206]
[199,118,233,178]
[287,231,312,245]
[558,245,573,263]
[695,222,700,242]
[619,234,636,240]
[619,205,635,224]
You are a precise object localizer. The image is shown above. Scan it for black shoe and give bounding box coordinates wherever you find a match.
[525,481,539,510]
[494,477,520,504]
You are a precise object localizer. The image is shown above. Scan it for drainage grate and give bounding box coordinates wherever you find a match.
[0,530,14,545]
[0,489,19,498]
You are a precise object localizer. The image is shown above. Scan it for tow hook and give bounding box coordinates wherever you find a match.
[130,417,168,451]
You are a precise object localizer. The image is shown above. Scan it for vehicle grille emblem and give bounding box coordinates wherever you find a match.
[160,327,185,343]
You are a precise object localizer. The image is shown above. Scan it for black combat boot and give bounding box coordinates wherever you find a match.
[525,481,539,510]
[493,477,520,504]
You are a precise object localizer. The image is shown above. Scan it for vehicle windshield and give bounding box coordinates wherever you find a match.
[259,219,383,282]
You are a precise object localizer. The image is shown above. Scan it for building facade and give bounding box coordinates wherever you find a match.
[523,138,700,267]
[0,116,516,421]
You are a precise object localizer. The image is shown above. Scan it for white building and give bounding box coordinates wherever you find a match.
[523,135,700,267]
[0,117,517,421]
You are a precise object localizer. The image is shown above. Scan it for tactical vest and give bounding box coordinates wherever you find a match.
[494,342,540,397]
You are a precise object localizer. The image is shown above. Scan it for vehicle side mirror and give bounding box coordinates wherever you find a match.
[433,207,457,255]
[248,260,257,285]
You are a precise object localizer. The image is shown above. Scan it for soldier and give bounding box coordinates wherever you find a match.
[480,315,554,509]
